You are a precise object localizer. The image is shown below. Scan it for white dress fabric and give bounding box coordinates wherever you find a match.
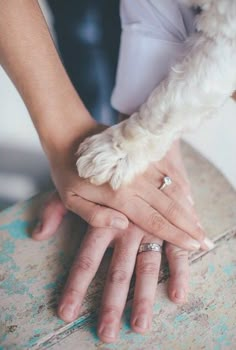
[111,0,196,115]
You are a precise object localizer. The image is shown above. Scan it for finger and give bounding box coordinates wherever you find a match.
[122,196,201,251]
[32,192,67,241]
[150,167,202,239]
[139,176,213,251]
[131,235,162,334]
[159,180,194,213]
[156,183,213,250]
[165,242,189,304]
[97,224,143,343]
[145,165,197,217]
[140,184,205,243]
[58,226,113,322]
[157,163,191,197]
[146,162,189,195]
[157,174,211,250]
[67,194,129,230]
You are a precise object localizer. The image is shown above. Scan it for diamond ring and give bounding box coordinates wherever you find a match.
[158,176,172,191]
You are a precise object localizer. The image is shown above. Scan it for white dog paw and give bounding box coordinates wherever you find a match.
[76,123,151,190]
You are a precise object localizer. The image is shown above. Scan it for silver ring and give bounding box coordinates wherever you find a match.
[138,243,162,254]
[159,176,172,191]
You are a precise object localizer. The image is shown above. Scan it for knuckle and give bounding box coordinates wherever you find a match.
[87,207,113,228]
[63,286,83,300]
[165,201,181,220]
[147,213,166,232]
[132,298,152,312]
[169,183,179,196]
[136,261,159,277]
[108,269,129,285]
[100,305,120,320]
[166,245,188,259]
[115,194,135,211]
[87,207,100,226]
[174,250,189,259]
[71,255,95,274]
[172,270,189,280]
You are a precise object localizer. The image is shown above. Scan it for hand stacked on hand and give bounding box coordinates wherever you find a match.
[32,131,213,343]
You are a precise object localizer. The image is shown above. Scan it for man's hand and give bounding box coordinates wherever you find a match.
[33,192,189,343]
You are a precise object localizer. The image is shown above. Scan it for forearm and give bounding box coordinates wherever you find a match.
[134,35,236,138]
[0,0,96,157]
[123,3,236,162]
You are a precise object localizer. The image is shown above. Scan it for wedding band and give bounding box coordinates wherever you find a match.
[138,243,162,254]
[159,176,172,191]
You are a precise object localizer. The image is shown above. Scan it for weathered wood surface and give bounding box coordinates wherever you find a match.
[0,143,236,349]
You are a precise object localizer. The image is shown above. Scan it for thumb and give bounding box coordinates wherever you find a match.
[32,191,67,241]
[67,194,129,229]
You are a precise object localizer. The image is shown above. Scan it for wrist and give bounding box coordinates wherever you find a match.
[42,112,98,161]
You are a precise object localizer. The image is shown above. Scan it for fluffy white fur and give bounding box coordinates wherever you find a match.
[76,0,236,190]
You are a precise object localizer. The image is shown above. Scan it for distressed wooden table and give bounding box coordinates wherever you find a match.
[0,143,236,350]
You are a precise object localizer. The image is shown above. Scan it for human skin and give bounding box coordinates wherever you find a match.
[34,198,189,343]
[32,140,191,343]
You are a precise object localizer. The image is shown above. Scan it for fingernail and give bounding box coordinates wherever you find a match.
[99,325,117,339]
[203,237,215,250]
[189,240,201,250]
[111,218,128,230]
[134,315,149,330]
[187,195,194,206]
[174,290,185,301]
[33,221,42,234]
[60,305,76,321]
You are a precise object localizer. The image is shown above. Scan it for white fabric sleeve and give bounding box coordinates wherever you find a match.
[111,0,196,115]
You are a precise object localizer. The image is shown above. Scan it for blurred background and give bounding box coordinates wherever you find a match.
[0,0,235,211]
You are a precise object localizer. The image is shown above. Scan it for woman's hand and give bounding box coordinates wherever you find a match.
[33,193,189,343]
[47,132,212,251]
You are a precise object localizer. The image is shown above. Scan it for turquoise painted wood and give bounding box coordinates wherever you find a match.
[0,144,236,349]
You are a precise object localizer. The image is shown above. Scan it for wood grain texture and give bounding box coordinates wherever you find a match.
[0,143,236,349]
